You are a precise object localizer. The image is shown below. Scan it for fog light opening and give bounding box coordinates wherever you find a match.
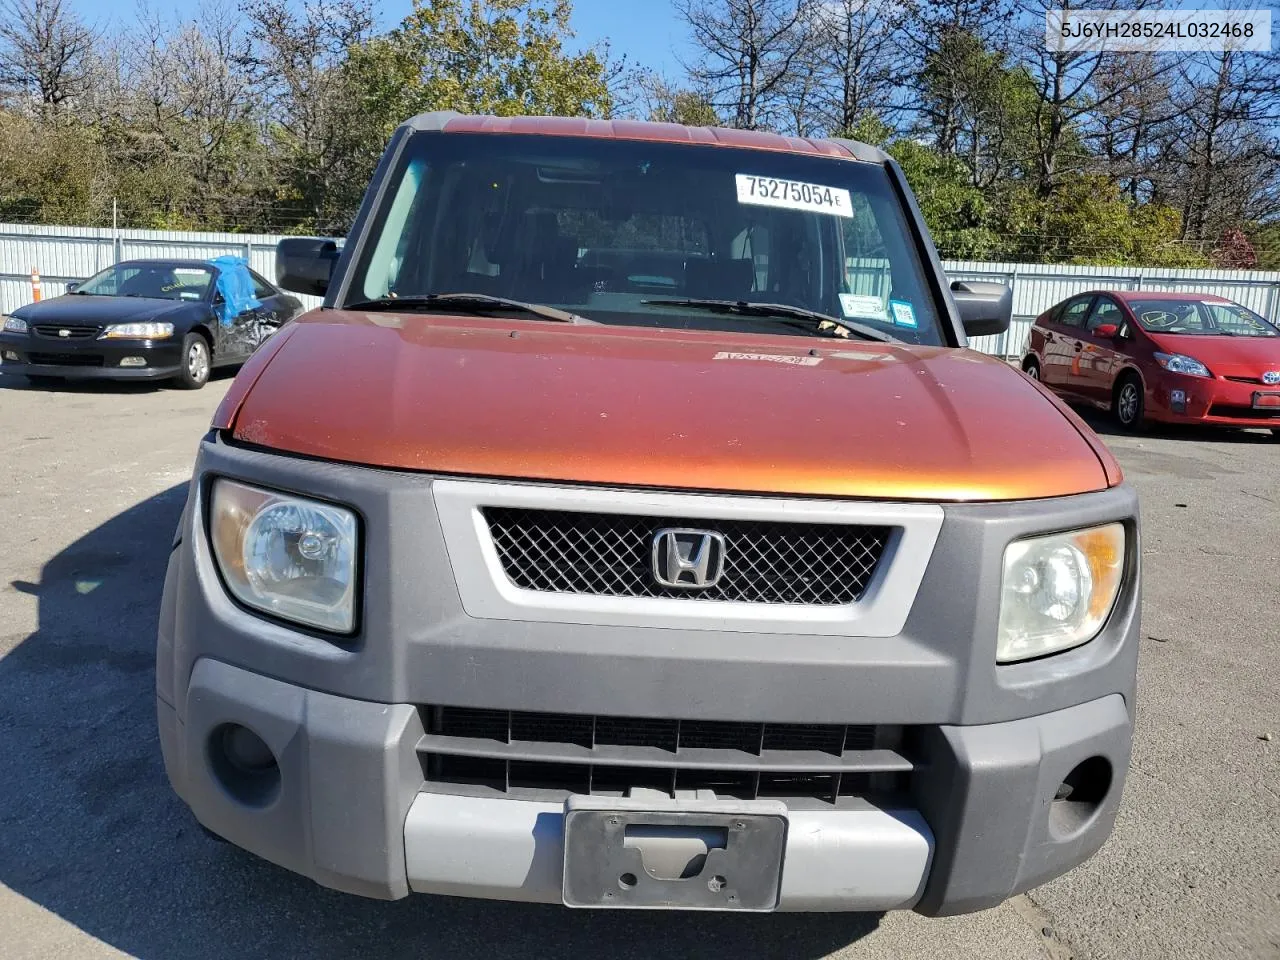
[207,723,280,808]
[1048,756,1112,838]
[119,356,147,367]
[2,351,18,361]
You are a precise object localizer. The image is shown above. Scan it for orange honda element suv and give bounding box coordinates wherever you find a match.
[157,114,1140,915]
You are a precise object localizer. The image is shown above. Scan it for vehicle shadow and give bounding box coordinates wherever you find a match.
[0,486,880,960]
[1074,407,1277,445]
[0,368,238,393]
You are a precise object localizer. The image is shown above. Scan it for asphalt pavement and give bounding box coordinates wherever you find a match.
[0,373,1276,960]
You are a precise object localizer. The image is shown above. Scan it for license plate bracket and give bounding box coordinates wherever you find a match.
[562,795,788,911]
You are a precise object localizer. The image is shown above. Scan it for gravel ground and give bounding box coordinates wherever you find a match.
[0,372,1276,960]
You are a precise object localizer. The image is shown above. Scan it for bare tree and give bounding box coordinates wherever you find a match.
[777,45,825,136]
[1013,0,1181,199]
[629,69,721,125]
[1086,54,1182,204]
[1167,48,1280,249]
[814,0,905,135]
[0,0,100,116]
[239,0,375,230]
[900,0,1017,153]
[676,0,812,130]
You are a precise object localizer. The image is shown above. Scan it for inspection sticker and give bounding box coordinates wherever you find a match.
[889,299,918,328]
[839,293,888,320]
[736,174,853,218]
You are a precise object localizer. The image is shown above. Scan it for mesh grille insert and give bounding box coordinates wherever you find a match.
[483,508,890,605]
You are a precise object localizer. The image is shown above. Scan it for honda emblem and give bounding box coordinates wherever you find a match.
[651,528,726,589]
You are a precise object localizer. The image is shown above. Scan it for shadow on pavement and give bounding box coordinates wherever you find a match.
[0,485,880,960]
[1073,406,1278,445]
[0,368,238,393]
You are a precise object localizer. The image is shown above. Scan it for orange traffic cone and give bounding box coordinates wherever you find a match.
[31,267,41,302]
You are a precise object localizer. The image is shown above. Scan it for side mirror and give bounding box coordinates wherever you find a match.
[1093,323,1119,339]
[950,280,1012,337]
[276,237,341,297]
[65,281,79,293]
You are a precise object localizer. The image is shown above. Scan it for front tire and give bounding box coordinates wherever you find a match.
[175,333,211,390]
[1113,374,1144,431]
[1022,359,1041,381]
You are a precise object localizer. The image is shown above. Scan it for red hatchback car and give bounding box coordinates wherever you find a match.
[1022,290,1280,434]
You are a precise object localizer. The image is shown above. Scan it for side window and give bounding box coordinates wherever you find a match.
[1059,296,1094,328]
[1086,298,1123,331]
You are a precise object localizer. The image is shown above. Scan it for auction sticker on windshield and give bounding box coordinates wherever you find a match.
[736,174,853,218]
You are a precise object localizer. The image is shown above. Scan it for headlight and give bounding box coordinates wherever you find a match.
[997,523,1125,663]
[99,321,175,339]
[1153,352,1210,377]
[2,316,27,334]
[210,479,358,633]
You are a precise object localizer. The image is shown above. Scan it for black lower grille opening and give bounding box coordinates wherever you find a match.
[510,711,593,747]
[675,768,757,799]
[508,761,590,793]
[431,754,507,789]
[590,765,673,795]
[763,723,861,754]
[758,772,839,798]
[679,720,763,753]
[29,352,104,367]
[595,716,679,751]
[1210,403,1280,419]
[429,707,509,741]
[420,706,908,802]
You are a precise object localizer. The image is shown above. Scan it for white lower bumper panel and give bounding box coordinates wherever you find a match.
[403,792,933,911]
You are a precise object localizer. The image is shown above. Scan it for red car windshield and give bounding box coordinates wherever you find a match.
[345,132,948,345]
[1129,299,1279,337]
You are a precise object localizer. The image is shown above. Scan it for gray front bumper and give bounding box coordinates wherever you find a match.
[159,657,1130,912]
[157,436,1140,914]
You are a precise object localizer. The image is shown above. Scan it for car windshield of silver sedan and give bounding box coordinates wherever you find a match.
[73,264,214,302]
[1131,299,1278,337]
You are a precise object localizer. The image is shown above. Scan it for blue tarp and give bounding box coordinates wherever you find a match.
[209,256,261,327]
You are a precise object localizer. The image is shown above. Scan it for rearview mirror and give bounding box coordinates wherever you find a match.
[65,281,79,293]
[950,280,1012,337]
[1093,323,1119,339]
[276,237,341,297]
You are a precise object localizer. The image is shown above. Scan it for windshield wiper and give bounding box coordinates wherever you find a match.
[642,298,901,343]
[344,292,588,324]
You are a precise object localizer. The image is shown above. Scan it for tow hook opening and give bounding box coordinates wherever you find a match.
[1048,756,1112,838]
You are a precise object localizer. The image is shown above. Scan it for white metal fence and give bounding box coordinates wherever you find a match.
[3,222,1279,359]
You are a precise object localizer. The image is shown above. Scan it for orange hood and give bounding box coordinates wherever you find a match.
[219,311,1118,501]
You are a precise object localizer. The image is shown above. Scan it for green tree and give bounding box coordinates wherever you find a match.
[390,0,616,119]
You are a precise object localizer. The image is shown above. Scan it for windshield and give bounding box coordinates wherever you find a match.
[76,264,214,301]
[345,133,946,345]
[1130,299,1278,337]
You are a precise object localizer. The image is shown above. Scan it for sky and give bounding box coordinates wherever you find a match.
[70,0,690,79]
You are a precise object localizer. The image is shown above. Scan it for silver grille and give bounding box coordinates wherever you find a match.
[483,508,889,605]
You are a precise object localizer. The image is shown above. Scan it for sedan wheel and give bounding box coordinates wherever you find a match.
[1114,378,1143,430]
[176,334,211,390]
